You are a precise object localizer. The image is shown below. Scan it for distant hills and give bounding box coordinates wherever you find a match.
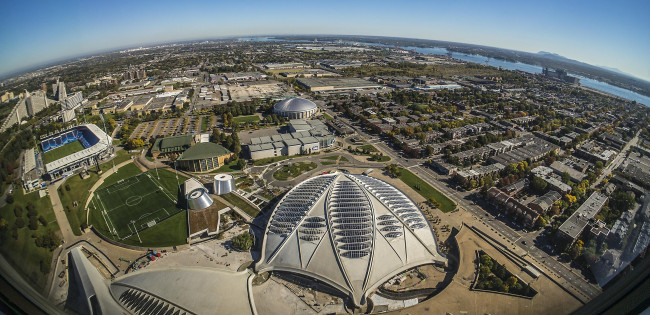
[273,35,650,98]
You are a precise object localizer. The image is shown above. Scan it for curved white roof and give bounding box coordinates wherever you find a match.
[256,173,447,306]
[274,97,317,113]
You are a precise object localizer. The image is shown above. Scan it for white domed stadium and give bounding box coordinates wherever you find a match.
[273,97,318,119]
[255,172,447,307]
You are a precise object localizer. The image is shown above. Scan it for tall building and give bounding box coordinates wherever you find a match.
[53,79,67,101]
[0,90,48,132]
[124,69,147,80]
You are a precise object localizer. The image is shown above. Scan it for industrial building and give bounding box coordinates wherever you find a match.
[296,77,382,92]
[273,97,319,119]
[255,173,447,307]
[176,142,234,173]
[246,126,335,160]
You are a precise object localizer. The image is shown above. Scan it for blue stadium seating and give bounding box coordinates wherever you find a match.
[41,126,100,152]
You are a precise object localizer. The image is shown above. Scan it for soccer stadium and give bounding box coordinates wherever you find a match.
[40,124,112,180]
[89,172,180,241]
[255,172,448,307]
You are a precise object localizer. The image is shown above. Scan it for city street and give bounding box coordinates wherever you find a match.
[326,106,603,300]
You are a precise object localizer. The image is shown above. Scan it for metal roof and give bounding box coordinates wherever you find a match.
[274,97,317,113]
[177,142,231,161]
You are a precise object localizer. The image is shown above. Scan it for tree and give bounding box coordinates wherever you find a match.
[610,191,635,212]
[236,159,246,170]
[531,176,548,193]
[38,215,47,227]
[569,240,584,260]
[231,232,254,251]
[15,217,25,229]
[480,254,493,270]
[535,216,547,228]
[6,195,14,204]
[13,206,23,218]
[28,216,39,230]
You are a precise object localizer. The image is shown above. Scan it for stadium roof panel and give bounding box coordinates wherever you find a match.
[256,173,447,306]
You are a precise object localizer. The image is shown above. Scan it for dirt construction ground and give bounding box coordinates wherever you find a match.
[390,225,583,315]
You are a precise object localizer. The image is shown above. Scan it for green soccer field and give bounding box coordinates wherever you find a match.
[42,140,85,164]
[90,172,181,240]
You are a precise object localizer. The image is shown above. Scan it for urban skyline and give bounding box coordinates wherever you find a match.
[1,0,649,81]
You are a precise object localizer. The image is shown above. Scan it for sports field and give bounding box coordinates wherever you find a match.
[90,172,180,241]
[43,140,85,164]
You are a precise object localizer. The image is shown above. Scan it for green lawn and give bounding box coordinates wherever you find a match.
[98,163,142,189]
[150,168,187,197]
[371,155,391,162]
[339,156,349,162]
[121,211,188,247]
[58,150,135,236]
[89,172,180,241]
[322,113,334,120]
[201,116,209,131]
[273,162,318,181]
[321,161,336,166]
[0,188,60,291]
[221,193,260,218]
[43,141,85,164]
[321,155,340,161]
[398,168,456,212]
[359,144,379,152]
[215,159,241,172]
[233,115,261,123]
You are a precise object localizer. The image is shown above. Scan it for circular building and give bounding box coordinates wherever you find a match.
[273,97,318,119]
[176,142,234,173]
[255,172,447,307]
[183,177,214,210]
[213,174,235,195]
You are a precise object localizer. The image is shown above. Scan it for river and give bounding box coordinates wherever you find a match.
[403,46,650,106]
[238,37,650,106]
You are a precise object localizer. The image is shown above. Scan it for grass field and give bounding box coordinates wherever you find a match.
[121,211,188,247]
[273,162,318,181]
[397,168,456,212]
[221,193,260,218]
[201,116,210,131]
[43,141,85,164]
[233,115,261,123]
[98,163,142,189]
[58,149,135,236]
[0,189,59,291]
[89,172,180,241]
[214,159,241,172]
[322,113,334,120]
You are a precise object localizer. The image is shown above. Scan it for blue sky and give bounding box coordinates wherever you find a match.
[1,0,649,81]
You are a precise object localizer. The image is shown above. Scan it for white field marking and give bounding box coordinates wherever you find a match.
[97,193,119,238]
[146,173,177,204]
[103,175,142,194]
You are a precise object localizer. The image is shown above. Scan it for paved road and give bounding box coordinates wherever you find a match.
[591,130,640,189]
[330,110,603,300]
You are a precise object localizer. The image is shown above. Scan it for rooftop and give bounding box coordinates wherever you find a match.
[177,142,231,161]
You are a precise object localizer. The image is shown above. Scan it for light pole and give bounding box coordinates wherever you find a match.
[99,112,116,173]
